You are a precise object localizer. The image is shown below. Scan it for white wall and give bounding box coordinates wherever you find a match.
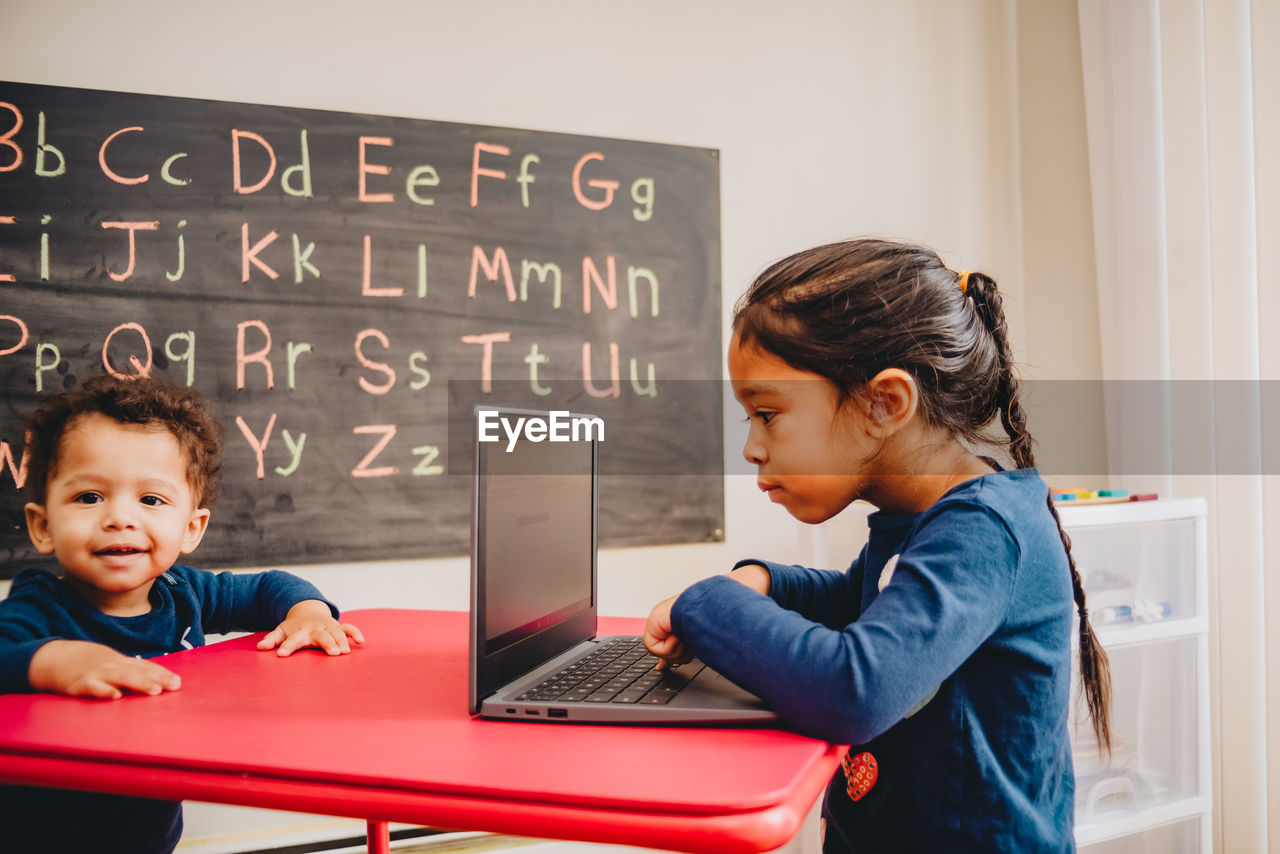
[1,0,1100,849]
[1,0,1051,624]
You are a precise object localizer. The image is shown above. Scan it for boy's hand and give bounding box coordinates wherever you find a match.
[28,640,182,700]
[643,595,692,671]
[257,599,364,657]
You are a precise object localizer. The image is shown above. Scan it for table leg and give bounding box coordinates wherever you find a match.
[367,819,391,854]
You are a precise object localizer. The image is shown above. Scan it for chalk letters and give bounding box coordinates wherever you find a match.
[242,225,281,282]
[471,142,509,206]
[0,315,29,356]
[281,131,312,198]
[0,102,23,172]
[34,343,60,392]
[166,219,187,282]
[236,413,277,479]
[582,340,620,399]
[582,255,617,314]
[275,430,307,477]
[103,322,153,379]
[161,153,191,187]
[102,220,159,282]
[361,235,405,297]
[572,153,619,211]
[100,127,149,185]
[291,233,320,283]
[231,130,276,194]
[355,328,396,394]
[0,83,723,570]
[164,331,196,386]
[0,216,14,282]
[0,440,29,490]
[517,154,539,207]
[358,137,395,203]
[461,332,511,394]
[236,320,274,389]
[352,425,398,477]
[34,112,66,177]
[411,445,443,476]
[469,246,515,301]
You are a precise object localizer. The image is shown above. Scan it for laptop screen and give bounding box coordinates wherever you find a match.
[480,433,595,654]
[470,407,602,714]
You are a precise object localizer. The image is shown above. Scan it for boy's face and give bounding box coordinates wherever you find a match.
[24,412,210,616]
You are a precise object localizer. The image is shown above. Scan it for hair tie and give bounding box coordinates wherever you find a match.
[1078,607,1089,622]
[956,270,970,294]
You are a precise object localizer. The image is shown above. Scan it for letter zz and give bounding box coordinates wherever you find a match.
[352,424,398,478]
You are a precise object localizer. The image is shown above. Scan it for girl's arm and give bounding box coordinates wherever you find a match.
[646,556,862,669]
[736,556,865,628]
[671,502,1019,745]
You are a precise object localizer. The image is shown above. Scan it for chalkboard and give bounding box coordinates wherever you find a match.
[0,81,724,578]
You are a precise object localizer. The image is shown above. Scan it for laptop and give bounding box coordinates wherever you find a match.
[468,406,777,724]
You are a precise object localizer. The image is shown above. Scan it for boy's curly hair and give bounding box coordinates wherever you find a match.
[24,374,224,509]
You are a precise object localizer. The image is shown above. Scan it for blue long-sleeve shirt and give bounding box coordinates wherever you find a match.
[0,563,338,853]
[0,564,337,693]
[672,469,1076,853]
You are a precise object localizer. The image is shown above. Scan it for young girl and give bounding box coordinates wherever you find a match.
[644,239,1110,853]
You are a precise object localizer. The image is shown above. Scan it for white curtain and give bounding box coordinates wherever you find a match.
[1076,0,1278,850]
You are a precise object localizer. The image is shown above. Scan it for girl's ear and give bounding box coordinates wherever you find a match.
[24,503,56,555]
[863,369,918,438]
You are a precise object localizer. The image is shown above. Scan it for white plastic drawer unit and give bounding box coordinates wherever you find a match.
[1057,498,1211,851]
[1070,518,1195,622]
[1058,498,1209,644]
[1077,816,1203,853]
[1070,637,1199,821]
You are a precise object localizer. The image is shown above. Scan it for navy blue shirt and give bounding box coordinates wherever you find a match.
[0,564,336,693]
[672,469,1075,852]
[0,564,337,853]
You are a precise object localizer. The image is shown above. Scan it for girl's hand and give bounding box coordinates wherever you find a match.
[257,599,365,657]
[28,639,181,700]
[643,595,692,670]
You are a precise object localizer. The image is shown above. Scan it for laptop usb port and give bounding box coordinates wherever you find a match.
[524,709,540,715]
[548,708,568,718]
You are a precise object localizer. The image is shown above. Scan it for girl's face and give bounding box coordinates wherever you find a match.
[729,333,881,523]
[24,413,210,616]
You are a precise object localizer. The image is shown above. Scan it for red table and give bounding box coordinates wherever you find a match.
[0,609,845,853]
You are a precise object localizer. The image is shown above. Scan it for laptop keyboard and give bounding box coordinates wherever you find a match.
[516,637,706,705]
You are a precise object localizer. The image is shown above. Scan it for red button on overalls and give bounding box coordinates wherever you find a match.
[842,751,878,801]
